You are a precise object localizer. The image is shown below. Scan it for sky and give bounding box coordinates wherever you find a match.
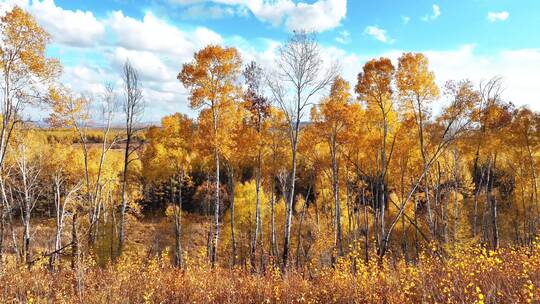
[1,0,539,122]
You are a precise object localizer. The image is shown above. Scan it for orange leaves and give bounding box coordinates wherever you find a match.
[309,76,358,162]
[178,45,242,110]
[396,52,439,107]
[178,45,244,169]
[355,57,394,108]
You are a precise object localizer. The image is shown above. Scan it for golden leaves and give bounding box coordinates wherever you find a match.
[1,6,61,80]
[178,45,242,110]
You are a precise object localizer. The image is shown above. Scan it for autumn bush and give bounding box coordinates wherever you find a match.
[0,242,538,303]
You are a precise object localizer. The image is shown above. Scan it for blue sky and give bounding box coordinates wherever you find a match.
[2,0,539,121]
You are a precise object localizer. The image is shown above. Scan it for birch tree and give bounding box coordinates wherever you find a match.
[0,6,60,261]
[179,45,241,267]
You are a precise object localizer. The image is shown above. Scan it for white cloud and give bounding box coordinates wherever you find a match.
[364,26,394,44]
[346,45,540,112]
[487,11,509,22]
[62,64,109,94]
[418,46,540,112]
[1,0,105,47]
[107,11,222,57]
[433,5,441,17]
[184,4,237,19]
[282,0,347,32]
[57,42,540,122]
[107,11,190,56]
[422,4,441,21]
[335,30,350,44]
[5,0,537,122]
[173,0,347,32]
[193,27,224,46]
[111,48,173,82]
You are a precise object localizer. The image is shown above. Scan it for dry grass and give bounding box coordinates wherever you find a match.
[1,241,539,303]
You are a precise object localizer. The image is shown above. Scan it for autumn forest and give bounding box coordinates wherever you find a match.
[1,5,540,304]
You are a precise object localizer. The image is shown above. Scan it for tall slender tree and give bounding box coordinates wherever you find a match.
[311,76,355,258]
[243,61,271,268]
[396,53,440,237]
[179,45,242,267]
[118,60,144,255]
[268,31,336,268]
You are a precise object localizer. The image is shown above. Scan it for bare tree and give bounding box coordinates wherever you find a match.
[89,84,119,246]
[118,60,144,254]
[267,31,337,268]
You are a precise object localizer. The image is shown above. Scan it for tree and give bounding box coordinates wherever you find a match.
[142,113,194,267]
[48,85,118,247]
[178,45,242,267]
[0,6,60,262]
[378,78,479,260]
[46,144,82,271]
[396,53,439,237]
[268,31,336,268]
[263,108,290,258]
[355,57,396,258]
[311,76,355,258]
[10,129,45,266]
[242,61,271,268]
[118,60,144,255]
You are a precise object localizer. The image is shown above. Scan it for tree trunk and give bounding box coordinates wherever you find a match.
[52,181,63,270]
[331,136,343,257]
[295,179,311,268]
[473,167,484,238]
[270,179,277,258]
[71,211,78,269]
[251,152,261,269]
[23,204,31,267]
[295,198,307,269]
[363,190,369,264]
[173,174,183,268]
[0,203,4,268]
[282,120,299,269]
[118,132,131,255]
[227,166,236,266]
[488,158,499,249]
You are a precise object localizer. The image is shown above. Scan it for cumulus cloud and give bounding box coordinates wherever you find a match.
[422,4,441,21]
[77,11,224,121]
[364,26,394,44]
[1,0,104,47]
[342,45,540,112]
[4,0,538,122]
[487,11,509,22]
[183,4,237,19]
[108,11,199,57]
[111,48,173,82]
[173,0,347,32]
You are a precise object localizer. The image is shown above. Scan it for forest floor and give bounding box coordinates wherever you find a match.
[1,215,539,303]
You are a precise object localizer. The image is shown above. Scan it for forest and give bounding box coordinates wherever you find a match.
[0,5,540,304]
